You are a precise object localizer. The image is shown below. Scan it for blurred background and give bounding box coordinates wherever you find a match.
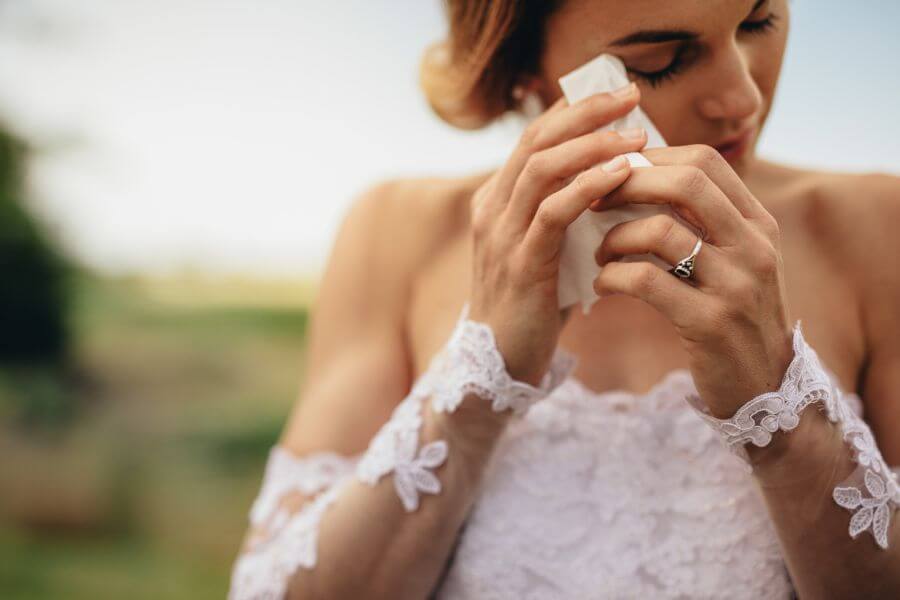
[0,0,897,598]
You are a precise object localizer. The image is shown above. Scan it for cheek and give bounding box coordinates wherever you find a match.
[748,29,789,121]
[751,1,791,106]
[635,87,697,146]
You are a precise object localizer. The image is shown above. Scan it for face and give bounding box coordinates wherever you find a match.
[531,0,789,177]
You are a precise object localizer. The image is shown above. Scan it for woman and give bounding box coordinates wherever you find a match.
[229,0,900,598]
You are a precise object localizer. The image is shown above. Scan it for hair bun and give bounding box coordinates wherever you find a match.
[418,2,559,131]
[419,40,498,131]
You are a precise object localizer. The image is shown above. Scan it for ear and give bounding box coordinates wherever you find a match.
[517,74,557,113]
[513,75,543,98]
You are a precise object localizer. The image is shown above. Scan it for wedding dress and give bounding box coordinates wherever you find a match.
[228,305,900,599]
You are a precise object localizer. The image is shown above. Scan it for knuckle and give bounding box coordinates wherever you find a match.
[520,121,544,151]
[470,208,490,239]
[759,212,781,241]
[729,274,757,302]
[572,170,595,194]
[633,262,659,294]
[675,165,708,197]
[534,203,564,232]
[650,214,678,247]
[469,194,492,238]
[523,152,550,181]
[750,241,780,277]
[685,143,721,168]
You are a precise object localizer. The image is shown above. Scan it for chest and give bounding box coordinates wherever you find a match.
[433,374,796,598]
[406,215,866,399]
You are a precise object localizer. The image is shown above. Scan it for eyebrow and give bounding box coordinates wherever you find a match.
[608,0,766,47]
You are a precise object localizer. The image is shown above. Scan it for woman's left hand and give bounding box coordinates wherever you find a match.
[591,144,795,419]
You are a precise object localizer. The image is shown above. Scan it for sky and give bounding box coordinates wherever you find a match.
[0,0,897,277]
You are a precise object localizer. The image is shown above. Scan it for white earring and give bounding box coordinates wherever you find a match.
[512,85,545,122]
[520,90,545,121]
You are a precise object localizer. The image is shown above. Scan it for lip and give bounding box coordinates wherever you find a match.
[712,126,755,161]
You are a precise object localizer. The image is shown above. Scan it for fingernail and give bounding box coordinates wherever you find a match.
[619,127,645,139]
[612,82,636,98]
[601,155,628,172]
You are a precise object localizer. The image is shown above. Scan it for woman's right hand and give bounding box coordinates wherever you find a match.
[467,81,648,386]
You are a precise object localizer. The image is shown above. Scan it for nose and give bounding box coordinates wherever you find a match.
[696,41,763,122]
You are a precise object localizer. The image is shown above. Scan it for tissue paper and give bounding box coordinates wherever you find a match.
[556,53,702,313]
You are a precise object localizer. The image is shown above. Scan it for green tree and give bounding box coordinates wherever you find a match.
[0,125,71,362]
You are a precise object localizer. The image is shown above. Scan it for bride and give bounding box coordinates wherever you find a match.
[229,0,900,598]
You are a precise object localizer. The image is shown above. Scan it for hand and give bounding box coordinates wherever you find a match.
[468,82,648,386]
[591,144,796,418]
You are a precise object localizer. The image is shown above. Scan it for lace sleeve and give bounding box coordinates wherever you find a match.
[228,303,577,599]
[685,319,900,549]
[227,448,359,599]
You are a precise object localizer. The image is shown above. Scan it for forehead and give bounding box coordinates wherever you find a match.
[548,0,759,46]
[543,0,761,71]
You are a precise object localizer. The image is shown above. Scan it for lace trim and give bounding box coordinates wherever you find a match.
[248,447,357,528]
[357,303,578,511]
[686,319,900,549]
[228,449,357,599]
[418,304,578,416]
[831,410,900,548]
[355,391,450,511]
[229,304,578,599]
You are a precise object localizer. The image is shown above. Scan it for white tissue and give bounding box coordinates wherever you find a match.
[556,53,701,313]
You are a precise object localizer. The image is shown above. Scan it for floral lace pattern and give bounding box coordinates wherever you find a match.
[357,303,577,510]
[229,304,575,599]
[831,404,900,548]
[420,304,579,416]
[685,319,900,549]
[435,369,807,599]
[230,309,898,599]
[355,390,450,512]
[228,449,358,599]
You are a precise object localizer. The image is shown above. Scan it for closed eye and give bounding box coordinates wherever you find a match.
[628,11,781,88]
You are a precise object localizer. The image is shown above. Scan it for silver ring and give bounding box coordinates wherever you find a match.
[668,236,703,279]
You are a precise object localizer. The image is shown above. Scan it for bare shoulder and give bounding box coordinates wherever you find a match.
[754,159,900,285]
[773,166,900,454]
[338,170,487,289]
[281,171,489,455]
[310,168,487,340]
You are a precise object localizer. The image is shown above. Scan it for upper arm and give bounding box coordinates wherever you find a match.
[278,180,416,457]
[854,173,900,464]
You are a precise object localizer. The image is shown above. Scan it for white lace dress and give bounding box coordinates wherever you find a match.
[228,309,899,600]
[432,368,861,599]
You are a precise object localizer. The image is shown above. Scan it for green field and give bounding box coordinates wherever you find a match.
[0,274,314,599]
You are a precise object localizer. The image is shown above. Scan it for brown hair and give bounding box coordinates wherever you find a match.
[419,0,563,130]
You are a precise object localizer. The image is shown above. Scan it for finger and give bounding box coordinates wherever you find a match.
[527,83,641,152]
[639,145,769,221]
[594,213,727,284]
[593,259,707,325]
[492,84,642,207]
[505,127,648,230]
[522,156,632,261]
[596,165,751,247]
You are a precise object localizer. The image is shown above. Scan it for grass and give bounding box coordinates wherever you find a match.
[0,273,314,599]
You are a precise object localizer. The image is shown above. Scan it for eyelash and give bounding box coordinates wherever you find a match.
[631,12,780,89]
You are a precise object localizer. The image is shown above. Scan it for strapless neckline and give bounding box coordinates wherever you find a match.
[562,364,863,416]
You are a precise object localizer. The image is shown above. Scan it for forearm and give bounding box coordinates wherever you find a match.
[289,397,512,599]
[687,320,900,599]
[229,304,577,600]
[747,407,900,599]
